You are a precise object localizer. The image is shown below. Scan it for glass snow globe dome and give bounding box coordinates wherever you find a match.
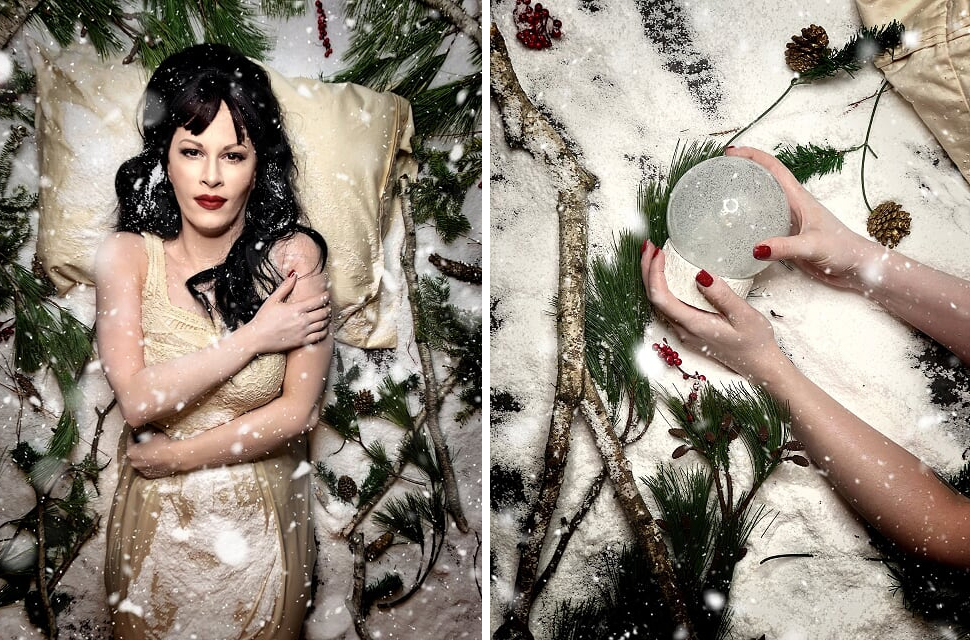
[662,155,791,311]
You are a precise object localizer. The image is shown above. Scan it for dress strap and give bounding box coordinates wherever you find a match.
[141,233,165,303]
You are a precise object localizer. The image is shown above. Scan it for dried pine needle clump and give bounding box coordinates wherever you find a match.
[785,24,830,73]
[867,200,911,248]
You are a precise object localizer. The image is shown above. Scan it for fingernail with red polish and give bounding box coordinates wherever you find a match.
[641,239,649,254]
[653,245,661,258]
[753,244,771,260]
[696,270,714,287]
[288,270,297,278]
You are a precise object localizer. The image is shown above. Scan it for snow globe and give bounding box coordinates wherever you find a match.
[663,156,791,311]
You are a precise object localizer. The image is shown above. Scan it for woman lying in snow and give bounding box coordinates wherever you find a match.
[95,43,333,638]
[642,145,970,568]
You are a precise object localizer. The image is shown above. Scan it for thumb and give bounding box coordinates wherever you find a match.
[695,270,750,321]
[271,271,299,300]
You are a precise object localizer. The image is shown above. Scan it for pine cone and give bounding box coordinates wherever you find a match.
[30,254,55,291]
[336,475,358,502]
[353,389,376,415]
[867,201,911,248]
[785,24,830,73]
[365,531,395,561]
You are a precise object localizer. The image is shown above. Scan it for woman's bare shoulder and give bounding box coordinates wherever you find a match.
[269,231,325,277]
[95,232,148,285]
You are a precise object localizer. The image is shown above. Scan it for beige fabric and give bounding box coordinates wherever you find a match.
[28,40,417,348]
[104,234,314,639]
[855,0,970,184]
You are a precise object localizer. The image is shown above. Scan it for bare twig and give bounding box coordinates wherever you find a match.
[417,0,482,47]
[90,399,116,463]
[347,533,374,640]
[34,491,58,639]
[399,176,469,533]
[336,372,459,538]
[531,465,607,603]
[491,22,598,637]
[579,374,695,637]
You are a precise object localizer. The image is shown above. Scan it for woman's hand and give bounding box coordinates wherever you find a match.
[243,271,332,354]
[642,240,789,382]
[127,429,182,479]
[726,146,882,292]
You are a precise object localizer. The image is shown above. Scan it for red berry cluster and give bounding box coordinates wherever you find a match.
[315,0,333,58]
[653,337,706,391]
[514,0,563,50]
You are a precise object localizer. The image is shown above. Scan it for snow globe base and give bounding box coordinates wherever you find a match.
[662,240,753,312]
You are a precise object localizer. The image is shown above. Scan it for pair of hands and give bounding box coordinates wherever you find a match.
[642,146,884,381]
[128,269,332,478]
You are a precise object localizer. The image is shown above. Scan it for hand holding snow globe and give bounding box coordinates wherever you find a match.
[662,156,791,311]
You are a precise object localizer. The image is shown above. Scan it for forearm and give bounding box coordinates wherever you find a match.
[107,323,260,426]
[751,353,970,565]
[850,245,970,364]
[170,338,332,470]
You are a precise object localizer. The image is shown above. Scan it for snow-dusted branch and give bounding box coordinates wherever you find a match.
[417,0,482,47]
[490,22,597,637]
[399,176,469,534]
[348,533,375,640]
[579,375,696,637]
[0,0,40,48]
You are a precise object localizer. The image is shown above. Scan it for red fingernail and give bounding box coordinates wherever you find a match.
[726,145,736,150]
[753,244,771,260]
[696,270,713,287]
[288,270,297,278]
[653,245,661,258]
[641,239,648,254]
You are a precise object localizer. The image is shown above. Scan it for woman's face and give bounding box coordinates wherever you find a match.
[167,101,257,239]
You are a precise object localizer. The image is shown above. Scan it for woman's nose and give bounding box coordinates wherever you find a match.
[201,158,223,188]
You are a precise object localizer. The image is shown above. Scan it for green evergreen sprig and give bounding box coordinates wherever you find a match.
[411,138,482,243]
[776,142,861,183]
[584,232,653,425]
[0,71,36,127]
[639,139,724,249]
[797,21,905,83]
[413,275,481,423]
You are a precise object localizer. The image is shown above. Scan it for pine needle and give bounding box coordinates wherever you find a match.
[797,21,905,83]
[375,375,418,431]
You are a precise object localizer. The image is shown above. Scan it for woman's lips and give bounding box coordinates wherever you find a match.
[194,195,227,210]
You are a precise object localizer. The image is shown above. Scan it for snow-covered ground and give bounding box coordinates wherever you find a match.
[0,6,482,640]
[490,1,970,638]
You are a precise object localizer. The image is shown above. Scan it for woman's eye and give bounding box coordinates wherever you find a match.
[181,148,202,158]
[225,152,247,163]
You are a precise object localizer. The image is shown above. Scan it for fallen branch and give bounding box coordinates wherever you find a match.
[347,532,374,640]
[579,373,695,636]
[34,491,58,639]
[490,22,597,638]
[399,175,468,534]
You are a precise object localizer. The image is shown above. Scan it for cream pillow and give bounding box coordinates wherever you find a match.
[28,40,416,348]
[855,0,970,186]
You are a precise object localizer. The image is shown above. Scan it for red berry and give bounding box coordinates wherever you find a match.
[553,18,562,27]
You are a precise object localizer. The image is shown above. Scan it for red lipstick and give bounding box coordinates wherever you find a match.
[195,195,227,210]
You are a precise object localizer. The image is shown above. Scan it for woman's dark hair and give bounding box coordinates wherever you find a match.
[115,42,327,329]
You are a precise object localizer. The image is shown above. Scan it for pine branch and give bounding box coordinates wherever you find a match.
[776,142,860,183]
[491,22,603,638]
[399,176,468,533]
[415,0,481,47]
[798,21,905,83]
[337,373,458,537]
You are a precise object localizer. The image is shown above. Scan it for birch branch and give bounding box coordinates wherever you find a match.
[347,532,375,640]
[399,176,468,533]
[0,0,41,48]
[417,0,482,47]
[491,22,597,638]
[579,373,695,637]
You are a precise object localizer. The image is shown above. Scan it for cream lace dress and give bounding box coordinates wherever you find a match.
[104,233,315,639]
